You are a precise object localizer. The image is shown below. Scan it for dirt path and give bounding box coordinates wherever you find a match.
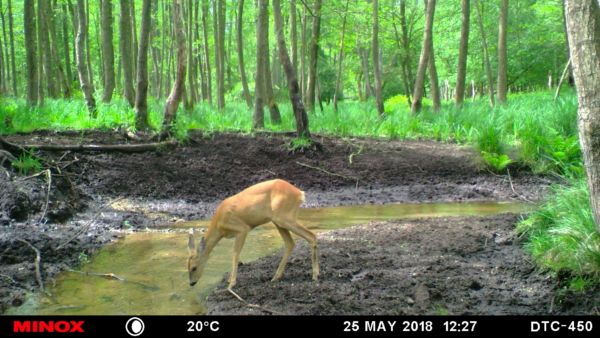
[206,214,599,315]
[0,131,563,313]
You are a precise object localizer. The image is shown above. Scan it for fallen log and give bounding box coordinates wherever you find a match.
[0,137,178,153]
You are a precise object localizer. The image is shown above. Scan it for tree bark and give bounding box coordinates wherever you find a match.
[333,0,349,111]
[497,0,508,103]
[186,0,198,106]
[300,5,307,100]
[75,0,96,114]
[306,0,322,112]
[7,0,16,95]
[61,2,73,92]
[359,47,372,99]
[119,0,135,107]
[135,0,152,131]
[411,0,435,114]
[474,0,494,107]
[84,0,94,94]
[272,0,310,139]
[48,0,69,98]
[427,17,441,112]
[290,0,298,73]
[24,0,38,105]
[455,0,470,106]
[253,0,268,130]
[163,0,186,132]
[100,0,115,102]
[216,0,225,109]
[564,0,600,230]
[201,0,212,104]
[0,0,8,94]
[263,4,281,124]
[236,0,252,108]
[372,0,384,115]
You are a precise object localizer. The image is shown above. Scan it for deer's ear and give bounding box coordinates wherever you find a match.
[200,237,206,252]
[187,229,196,254]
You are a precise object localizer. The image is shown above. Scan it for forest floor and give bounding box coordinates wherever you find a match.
[1,131,597,314]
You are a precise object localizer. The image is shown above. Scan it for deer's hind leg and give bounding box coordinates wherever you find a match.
[271,225,295,281]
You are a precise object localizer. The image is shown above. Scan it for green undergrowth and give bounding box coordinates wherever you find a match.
[517,178,600,289]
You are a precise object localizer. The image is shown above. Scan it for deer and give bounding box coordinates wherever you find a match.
[187,179,320,291]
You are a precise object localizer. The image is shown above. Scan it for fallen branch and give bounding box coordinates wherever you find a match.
[66,269,159,291]
[227,288,282,315]
[0,137,178,153]
[295,161,358,182]
[16,239,44,291]
[507,168,533,203]
[38,169,52,224]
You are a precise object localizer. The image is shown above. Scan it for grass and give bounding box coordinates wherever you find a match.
[517,178,600,287]
[1,89,598,285]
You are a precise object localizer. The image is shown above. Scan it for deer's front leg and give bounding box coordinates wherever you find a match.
[223,220,250,290]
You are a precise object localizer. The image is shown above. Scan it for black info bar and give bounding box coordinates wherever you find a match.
[0,316,597,337]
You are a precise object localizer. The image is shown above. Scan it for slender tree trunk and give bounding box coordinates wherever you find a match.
[290,0,298,73]
[564,0,600,230]
[455,0,470,106]
[333,0,349,111]
[130,1,138,78]
[48,0,69,98]
[217,0,225,109]
[359,47,372,99]
[372,0,384,115]
[253,0,268,129]
[61,2,73,92]
[84,0,94,94]
[75,0,96,114]
[135,0,152,130]
[411,0,435,114]
[497,0,508,104]
[100,0,115,102]
[163,0,186,131]
[150,0,160,98]
[263,4,281,124]
[474,0,494,107]
[300,5,307,100]
[120,0,135,106]
[0,0,8,94]
[236,0,252,108]
[306,0,322,112]
[7,0,16,95]
[201,0,212,104]
[272,0,310,139]
[24,0,38,105]
[400,0,414,100]
[427,19,441,112]
[186,0,198,106]
[36,0,47,101]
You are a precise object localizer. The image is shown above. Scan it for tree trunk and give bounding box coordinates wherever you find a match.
[47,0,69,98]
[306,0,322,112]
[300,5,307,100]
[253,0,268,130]
[263,4,281,124]
[290,0,298,73]
[372,0,384,115]
[359,47,372,99]
[61,2,73,92]
[216,0,225,110]
[272,0,310,139]
[36,0,48,101]
[427,15,441,112]
[100,0,115,102]
[0,0,8,94]
[163,0,186,132]
[135,0,152,131]
[119,0,135,107]
[497,0,508,104]
[201,0,212,104]
[75,0,96,114]
[24,0,38,105]
[7,0,16,95]
[236,0,252,108]
[474,0,494,107]
[333,0,349,111]
[84,0,94,94]
[564,0,600,230]
[455,0,469,106]
[411,0,435,114]
[186,0,198,106]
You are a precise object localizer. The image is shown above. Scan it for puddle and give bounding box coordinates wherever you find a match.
[9,201,528,315]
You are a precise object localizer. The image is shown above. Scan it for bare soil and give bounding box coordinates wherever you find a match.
[2,131,594,315]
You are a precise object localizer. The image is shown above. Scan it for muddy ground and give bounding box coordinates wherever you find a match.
[1,130,593,315]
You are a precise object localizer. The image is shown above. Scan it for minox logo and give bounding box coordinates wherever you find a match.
[13,320,85,333]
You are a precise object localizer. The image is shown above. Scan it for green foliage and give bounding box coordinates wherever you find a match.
[517,178,600,284]
[481,152,513,172]
[288,136,313,152]
[11,153,42,175]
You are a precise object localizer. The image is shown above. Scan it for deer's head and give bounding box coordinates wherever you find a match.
[187,230,207,287]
